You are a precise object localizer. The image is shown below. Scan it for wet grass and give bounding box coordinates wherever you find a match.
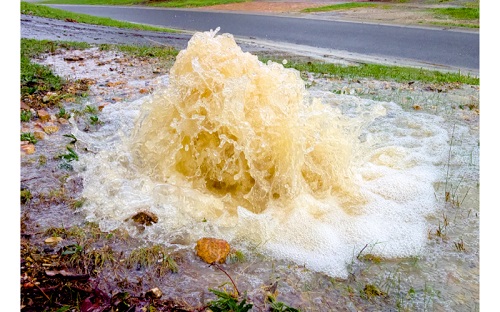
[21,38,178,110]
[261,58,479,85]
[302,2,378,13]
[430,7,479,20]
[99,43,179,59]
[126,244,179,274]
[21,2,177,32]
[21,39,94,109]
[40,0,247,7]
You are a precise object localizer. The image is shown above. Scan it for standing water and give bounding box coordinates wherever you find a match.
[68,30,478,309]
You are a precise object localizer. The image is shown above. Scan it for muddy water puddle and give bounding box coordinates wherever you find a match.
[21,32,479,311]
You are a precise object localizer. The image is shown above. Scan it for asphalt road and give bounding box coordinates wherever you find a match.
[48,5,479,73]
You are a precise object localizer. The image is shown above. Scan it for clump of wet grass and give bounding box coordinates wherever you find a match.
[56,107,70,119]
[454,238,466,252]
[70,197,86,209]
[362,284,387,300]
[21,132,38,144]
[21,47,63,97]
[126,244,178,274]
[206,288,253,312]
[227,249,246,263]
[58,147,79,162]
[266,294,300,312]
[21,110,33,122]
[21,189,32,204]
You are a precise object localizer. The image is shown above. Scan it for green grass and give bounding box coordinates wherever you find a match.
[21,2,176,32]
[273,60,479,85]
[302,2,378,13]
[99,43,179,59]
[21,39,90,97]
[41,0,143,4]
[40,0,248,8]
[21,132,39,144]
[20,38,180,108]
[21,39,66,96]
[146,0,248,7]
[430,7,479,20]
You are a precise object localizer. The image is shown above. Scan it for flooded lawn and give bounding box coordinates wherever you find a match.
[21,31,479,311]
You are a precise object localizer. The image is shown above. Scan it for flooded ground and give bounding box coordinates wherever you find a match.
[20,21,479,312]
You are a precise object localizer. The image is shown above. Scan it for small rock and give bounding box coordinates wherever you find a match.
[64,56,84,62]
[413,104,422,110]
[21,101,30,110]
[106,81,126,87]
[21,144,36,155]
[45,237,63,245]
[43,124,59,134]
[33,131,46,140]
[195,237,230,264]
[145,287,163,299]
[98,102,110,112]
[37,109,50,122]
[58,118,69,125]
[128,211,158,226]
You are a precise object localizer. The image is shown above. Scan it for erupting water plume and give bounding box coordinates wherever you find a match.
[131,29,364,214]
[77,29,449,277]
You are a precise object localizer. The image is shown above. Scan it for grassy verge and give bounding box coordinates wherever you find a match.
[430,7,479,20]
[21,2,177,32]
[260,58,479,85]
[40,0,248,7]
[302,2,378,13]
